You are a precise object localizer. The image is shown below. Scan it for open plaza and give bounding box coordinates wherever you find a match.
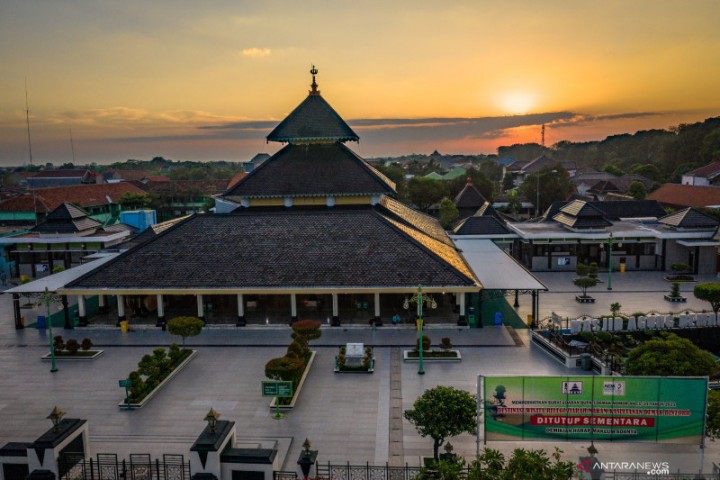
[1,269,718,478]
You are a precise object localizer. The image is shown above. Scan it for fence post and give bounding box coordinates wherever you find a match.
[90,458,95,480]
[155,459,160,480]
[122,460,127,480]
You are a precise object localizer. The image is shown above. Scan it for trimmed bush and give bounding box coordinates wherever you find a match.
[65,339,80,354]
[125,343,191,403]
[167,316,204,346]
[416,335,431,351]
[80,338,93,351]
[53,335,65,352]
[440,337,453,351]
[265,356,305,387]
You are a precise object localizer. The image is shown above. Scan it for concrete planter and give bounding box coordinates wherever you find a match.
[42,350,104,360]
[664,295,687,303]
[403,349,462,362]
[575,296,595,304]
[270,351,316,410]
[117,349,197,409]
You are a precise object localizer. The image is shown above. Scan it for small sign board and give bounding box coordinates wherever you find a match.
[262,381,293,398]
[345,343,364,357]
[119,379,132,388]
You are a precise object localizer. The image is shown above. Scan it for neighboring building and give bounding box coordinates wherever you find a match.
[0,183,147,226]
[452,199,719,275]
[139,180,227,221]
[242,153,271,172]
[504,155,577,187]
[60,69,483,328]
[0,203,135,278]
[226,172,248,191]
[681,162,720,186]
[452,178,488,219]
[648,183,720,209]
[586,174,654,201]
[27,169,96,188]
[423,167,467,181]
[102,169,150,184]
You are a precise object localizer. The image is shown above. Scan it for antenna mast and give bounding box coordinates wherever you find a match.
[69,127,76,163]
[25,78,33,166]
[541,124,546,147]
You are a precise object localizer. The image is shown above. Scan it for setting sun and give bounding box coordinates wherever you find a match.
[500,92,536,115]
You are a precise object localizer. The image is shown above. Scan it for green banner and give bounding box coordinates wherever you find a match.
[484,376,707,444]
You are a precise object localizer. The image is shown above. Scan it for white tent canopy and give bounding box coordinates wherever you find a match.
[453,238,547,291]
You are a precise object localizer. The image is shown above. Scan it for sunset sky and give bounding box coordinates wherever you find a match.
[1,0,719,165]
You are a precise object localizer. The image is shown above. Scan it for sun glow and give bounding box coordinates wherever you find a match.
[500,92,535,115]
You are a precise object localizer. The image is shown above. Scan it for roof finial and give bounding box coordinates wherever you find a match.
[309,65,320,95]
[466,176,473,185]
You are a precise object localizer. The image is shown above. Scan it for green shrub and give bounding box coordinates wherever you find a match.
[167,316,204,346]
[287,341,306,359]
[416,335,431,351]
[578,331,593,343]
[595,331,612,345]
[291,319,322,341]
[65,339,80,354]
[53,335,64,352]
[671,282,681,298]
[265,356,305,388]
[588,262,599,278]
[440,337,452,350]
[576,263,589,277]
[80,338,93,351]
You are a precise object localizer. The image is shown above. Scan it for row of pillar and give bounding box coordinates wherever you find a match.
[15,292,469,329]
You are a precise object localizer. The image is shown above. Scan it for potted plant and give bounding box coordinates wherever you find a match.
[574,277,598,303]
[664,282,687,303]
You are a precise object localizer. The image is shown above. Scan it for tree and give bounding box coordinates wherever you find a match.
[119,192,150,210]
[406,178,449,211]
[438,197,459,229]
[628,181,646,200]
[624,334,718,376]
[694,283,720,319]
[403,386,477,460]
[166,316,204,346]
[601,163,625,176]
[610,302,621,317]
[519,167,574,214]
[708,390,720,440]
[501,173,515,192]
[574,277,599,298]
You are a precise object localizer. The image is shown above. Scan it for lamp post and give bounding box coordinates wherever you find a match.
[535,169,557,217]
[37,287,62,373]
[607,233,613,291]
[403,286,437,375]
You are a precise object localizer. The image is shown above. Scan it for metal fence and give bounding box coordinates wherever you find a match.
[315,462,424,480]
[58,454,191,480]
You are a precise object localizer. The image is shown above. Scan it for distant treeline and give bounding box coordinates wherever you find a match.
[374,116,720,184]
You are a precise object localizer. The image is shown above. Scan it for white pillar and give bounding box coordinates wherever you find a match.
[374,292,380,317]
[197,294,204,318]
[237,294,244,317]
[290,293,297,318]
[332,293,339,316]
[157,294,164,317]
[459,293,466,316]
[77,295,86,317]
[117,294,125,321]
[98,294,105,308]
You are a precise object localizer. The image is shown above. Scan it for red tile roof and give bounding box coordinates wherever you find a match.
[686,162,720,179]
[226,172,248,190]
[0,183,147,213]
[647,183,720,208]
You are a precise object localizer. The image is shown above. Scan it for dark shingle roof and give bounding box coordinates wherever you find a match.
[378,196,453,246]
[591,200,666,219]
[67,208,477,290]
[553,200,611,229]
[453,179,487,209]
[266,94,359,144]
[31,203,102,234]
[453,216,512,235]
[223,143,395,198]
[659,207,720,229]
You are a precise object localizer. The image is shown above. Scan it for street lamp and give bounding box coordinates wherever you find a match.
[403,286,437,375]
[204,408,220,433]
[607,233,613,291]
[36,287,63,373]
